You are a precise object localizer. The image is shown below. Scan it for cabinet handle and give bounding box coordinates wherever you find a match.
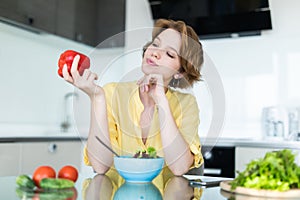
[48,143,57,153]
[27,16,34,25]
[204,168,222,175]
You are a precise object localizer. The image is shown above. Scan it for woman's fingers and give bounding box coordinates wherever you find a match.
[82,69,92,80]
[137,74,164,93]
[137,76,146,93]
[149,74,164,86]
[70,54,80,78]
[80,69,98,81]
[62,55,82,84]
[146,74,163,88]
[143,84,148,93]
[137,76,146,85]
[62,64,74,83]
[138,74,166,105]
[138,75,156,86]
[88,72,98,82]
[61,57,101,97]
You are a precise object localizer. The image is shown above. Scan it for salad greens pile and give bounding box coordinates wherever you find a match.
[133,146,157,158]
[231,149,300,191]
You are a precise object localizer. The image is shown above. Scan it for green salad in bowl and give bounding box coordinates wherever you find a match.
[133,147,158,159]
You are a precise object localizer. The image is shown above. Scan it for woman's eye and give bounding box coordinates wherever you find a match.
[151,42,159,47]
[167,52,175,58]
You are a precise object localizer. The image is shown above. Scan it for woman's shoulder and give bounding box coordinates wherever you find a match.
[168,88,199,113]
[103,81,137,96]
[103,81,137,89]
[168,87,197,101]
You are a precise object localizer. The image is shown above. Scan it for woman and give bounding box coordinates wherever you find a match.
[62,19,204,176]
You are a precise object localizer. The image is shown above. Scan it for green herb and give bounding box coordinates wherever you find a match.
[147,146,157,158]
[133,146,158,158]
[230,149,300,191]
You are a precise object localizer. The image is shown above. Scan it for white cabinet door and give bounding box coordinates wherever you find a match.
[235,147,300,176]
[0,143,21,176]
[21,141,82,174]
[235,147,280,175]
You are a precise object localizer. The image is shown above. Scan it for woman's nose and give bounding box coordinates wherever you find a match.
[151,49,161,59]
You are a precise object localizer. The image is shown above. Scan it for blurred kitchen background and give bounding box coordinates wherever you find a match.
[0,0,300,178]
[1,0,299,138]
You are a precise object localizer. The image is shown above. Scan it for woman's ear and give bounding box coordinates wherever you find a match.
[174,73,184,79]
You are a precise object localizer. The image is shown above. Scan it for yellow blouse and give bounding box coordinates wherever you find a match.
[84,81,203,181]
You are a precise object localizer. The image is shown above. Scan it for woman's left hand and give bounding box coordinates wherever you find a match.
[137,74,166,105]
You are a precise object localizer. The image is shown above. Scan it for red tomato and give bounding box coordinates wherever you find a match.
[32,166,56,187]
[58,50,90,78]
[58,165,78,183]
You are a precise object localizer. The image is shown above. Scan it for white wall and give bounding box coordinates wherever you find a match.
[0,20,123,136]
[125,0,300,139]
[201,0,300,138]
[1,0,300,139]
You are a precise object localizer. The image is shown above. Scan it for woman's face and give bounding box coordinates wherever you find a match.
[142,28,181,85]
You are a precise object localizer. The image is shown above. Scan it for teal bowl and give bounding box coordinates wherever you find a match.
[113,156,164,183]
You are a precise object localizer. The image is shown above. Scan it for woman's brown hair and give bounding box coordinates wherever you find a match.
[143,19,204,88]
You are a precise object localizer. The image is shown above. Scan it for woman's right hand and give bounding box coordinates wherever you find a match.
[62,55,104,98]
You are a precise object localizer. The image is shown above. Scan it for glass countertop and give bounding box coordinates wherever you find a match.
[1,172,296,200]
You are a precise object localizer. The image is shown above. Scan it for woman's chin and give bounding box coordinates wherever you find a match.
[142,64,163,73]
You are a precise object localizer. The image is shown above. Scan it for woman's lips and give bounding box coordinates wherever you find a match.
[146,58,158,66]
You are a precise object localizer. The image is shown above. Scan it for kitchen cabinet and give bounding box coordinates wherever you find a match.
[235,146,300,176]
[0,140,82,176]
[21,141,82,174]
[55,0,76,40]
[0,0,125,47]
[0,143,21,176]
[0,0,56,33]
[235,147,279,175]
[93,0,125,48]
[69,0,125,47]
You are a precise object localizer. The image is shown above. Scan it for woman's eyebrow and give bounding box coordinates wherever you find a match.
[156,36,179,55]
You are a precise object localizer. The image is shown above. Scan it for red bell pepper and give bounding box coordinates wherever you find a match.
[58,50,90,78]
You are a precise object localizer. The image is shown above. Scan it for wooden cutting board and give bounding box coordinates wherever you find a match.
[220,181,300,198]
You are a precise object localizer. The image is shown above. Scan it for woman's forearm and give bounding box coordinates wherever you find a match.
[86,94,113,174]
[157,97,194,176]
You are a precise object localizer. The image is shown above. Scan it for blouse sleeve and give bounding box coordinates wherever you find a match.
[177,94,203,169]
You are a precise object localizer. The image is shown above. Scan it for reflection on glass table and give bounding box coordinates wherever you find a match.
[113,182,162,200]
[82,172,199,200]
[9,169,298,200]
